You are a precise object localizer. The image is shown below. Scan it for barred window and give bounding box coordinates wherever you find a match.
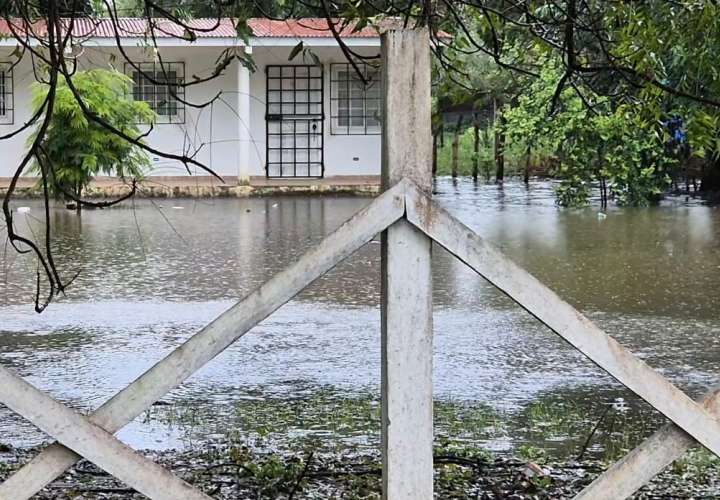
[330,63,381,135]
[0,63,14,125]
[126,62,185,124]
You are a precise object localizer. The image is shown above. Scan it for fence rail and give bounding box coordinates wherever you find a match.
[0,27,716,500]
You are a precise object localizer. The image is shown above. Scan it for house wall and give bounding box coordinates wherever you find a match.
[0,41,381,181]
[0,45,243,179]
[248,45,382,178]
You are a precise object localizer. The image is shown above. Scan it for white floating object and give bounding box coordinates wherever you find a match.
[271,203,279,208]
[16,207,30,213]
[597,212,607,220]
[171,206,184,210]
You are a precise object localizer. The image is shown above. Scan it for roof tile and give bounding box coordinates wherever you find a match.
[0,17,380,40]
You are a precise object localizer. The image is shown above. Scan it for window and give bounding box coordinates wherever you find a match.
[126,62,185,123]
[330,63,381,135]
[0,63,14,125]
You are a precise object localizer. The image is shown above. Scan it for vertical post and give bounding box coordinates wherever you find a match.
[381,28,433,500]
[472,113,480,181]
[237,46,252,185]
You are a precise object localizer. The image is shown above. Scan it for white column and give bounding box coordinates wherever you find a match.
[237,46,252,185]
[380,28,434,500]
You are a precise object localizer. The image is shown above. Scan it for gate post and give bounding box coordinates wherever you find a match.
[380,28,433,499]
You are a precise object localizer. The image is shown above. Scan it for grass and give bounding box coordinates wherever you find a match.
[143,386,670,467]
[672,448,720,481]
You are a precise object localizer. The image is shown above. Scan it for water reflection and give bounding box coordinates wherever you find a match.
[0,178,719,451]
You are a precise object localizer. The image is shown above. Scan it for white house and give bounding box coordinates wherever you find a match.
[0,18,383,185]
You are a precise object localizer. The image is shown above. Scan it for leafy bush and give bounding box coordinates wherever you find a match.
[504,62,674,206]
[29,68,155,210]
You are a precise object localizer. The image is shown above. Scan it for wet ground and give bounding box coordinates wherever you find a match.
[1,178,719,463]
[4,442,720,499]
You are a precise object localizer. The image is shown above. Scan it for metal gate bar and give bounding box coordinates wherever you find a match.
[265,64,324,178]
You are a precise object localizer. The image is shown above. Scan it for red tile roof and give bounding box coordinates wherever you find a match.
[0,17,380,40]
[249,18,379,38]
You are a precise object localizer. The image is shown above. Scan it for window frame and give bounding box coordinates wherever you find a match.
[0,63,14,125]
[330,63,382,136]
[125,62,185,124]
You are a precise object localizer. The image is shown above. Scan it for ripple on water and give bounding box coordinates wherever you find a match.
[0,178,719,451]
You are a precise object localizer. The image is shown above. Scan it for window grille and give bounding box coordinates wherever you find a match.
[126,62,185,124]
[330,63,381,135]
[0,63,14,125]
[265,65,324,178]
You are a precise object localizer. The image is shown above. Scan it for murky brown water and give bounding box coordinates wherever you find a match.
[1,178,719,454]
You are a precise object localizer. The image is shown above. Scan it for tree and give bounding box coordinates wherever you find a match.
[2,0,94,16]
[504,61,674,207]
[29,69,154,214]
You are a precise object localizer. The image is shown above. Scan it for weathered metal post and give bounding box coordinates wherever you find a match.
[380,27,433,499]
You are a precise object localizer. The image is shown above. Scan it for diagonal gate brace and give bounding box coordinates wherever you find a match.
[402,183,720,484]
[574,386,720,499]
[0,182,406,499]
[0,367,211,500]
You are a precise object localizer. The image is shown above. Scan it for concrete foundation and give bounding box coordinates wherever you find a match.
[0,175,380,198]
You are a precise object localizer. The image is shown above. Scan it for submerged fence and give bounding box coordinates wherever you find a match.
[0,28,717,500]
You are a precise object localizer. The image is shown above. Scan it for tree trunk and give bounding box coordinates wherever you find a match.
[597,149,608,209]
[494,99,505,184]
[600,176,608,209]
[472,116,480,181]
[451,114,462,178]
[523,146,531,185]
[75,183,82,215]
[484,130,491,181]
[432,130,438,177]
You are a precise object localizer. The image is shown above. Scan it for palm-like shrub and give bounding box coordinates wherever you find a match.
[30,68,155,212]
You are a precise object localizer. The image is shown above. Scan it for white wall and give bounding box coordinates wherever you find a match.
[248,45,382,177]
[0,42,381,180]
[0,51,35,178]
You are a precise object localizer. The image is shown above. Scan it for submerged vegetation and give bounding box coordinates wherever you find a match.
[4,388,720,498]
[432,2,720,207]
[144,385,713,467]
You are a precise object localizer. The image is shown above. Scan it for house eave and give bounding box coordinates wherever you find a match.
[251,37,380,47]
[0,36,380,48]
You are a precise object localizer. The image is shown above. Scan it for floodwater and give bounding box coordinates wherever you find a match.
[1,178,719,456]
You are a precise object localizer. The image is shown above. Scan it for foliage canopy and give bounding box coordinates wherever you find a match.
[30,69,154,210]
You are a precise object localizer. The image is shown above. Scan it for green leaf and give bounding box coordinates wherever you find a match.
[235,19,253,45]
[288,42,304,61]
[182,28,197,43]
